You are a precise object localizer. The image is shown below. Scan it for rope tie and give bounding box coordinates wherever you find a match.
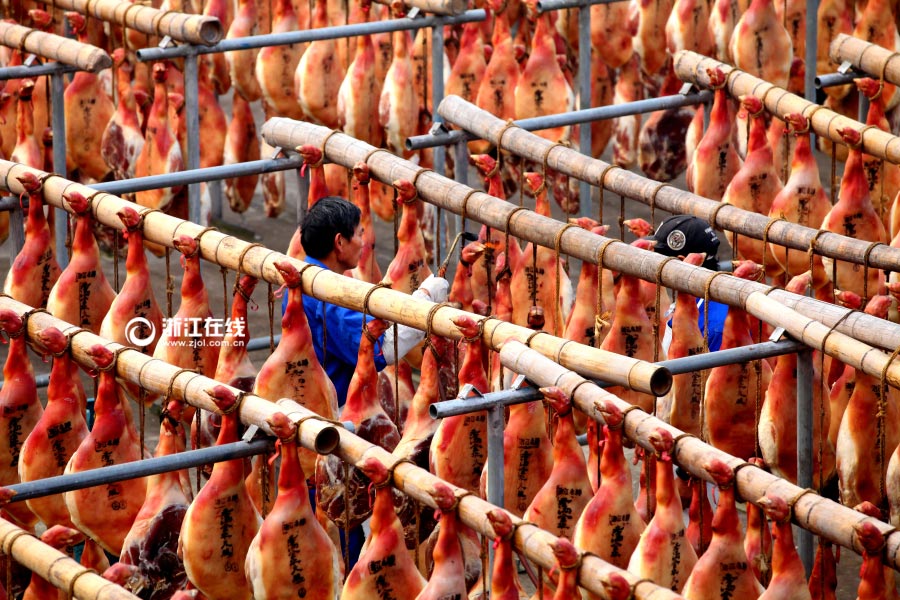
[502,207,529,270]
[594,239,618,337]
[448,489,473,512]
[707,201,728,230]
[862,241,884,304]
[95,346,130,372]
[541,141,569,179]
[361,282,391,327]
[219,391,246,416]
[423,302,449,358]
[596,164,619,222]
[648,183,669,226]
[553,223,576,336]
[652,257,677,364]
[16,29,38,53]
[879,52,900,86]
[319,129,340,162]
[460,189,480,233]
[730,461,755,500]
[784,488,817,522]
[131,207,160,232]
[362,148,389,169]
[524,330,546,348]
[461,317,488,343]
[191,226,218,252]
[150,9,176,36]
[411,168,433,192]
[67,568,97,600]
[568,378,594,401]
[385,457,415,485]
[7,307,47,338]
[671,432,698,462]
[492,119,519,157]
[626,579,656,600]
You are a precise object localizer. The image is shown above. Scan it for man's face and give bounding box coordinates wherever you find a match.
[336,224,364,271]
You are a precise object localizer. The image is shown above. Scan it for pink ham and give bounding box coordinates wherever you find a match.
[295,0,345,128]
[416,483,467,600]
[134,63,183,213]
[101,49,145,180]
[255,0,306,120]
[338,23,384,148]
[379,28,418,158]
[686,67,741,200]
[730,0,793,88]
[757,493,812,599]
[223,92,261,214]
[381,180,432,295]
[225,0,262,102]
[348,162,382,284]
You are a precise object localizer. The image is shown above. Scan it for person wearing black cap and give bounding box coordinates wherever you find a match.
[649,215,729,352]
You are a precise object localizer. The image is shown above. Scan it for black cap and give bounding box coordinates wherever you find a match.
[648,215,720,269]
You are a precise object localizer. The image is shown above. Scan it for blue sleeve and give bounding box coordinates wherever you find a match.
[696,301,728,353]
[325,304,388,372]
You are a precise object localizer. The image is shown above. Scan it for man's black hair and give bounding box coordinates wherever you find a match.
[300,196,361,259]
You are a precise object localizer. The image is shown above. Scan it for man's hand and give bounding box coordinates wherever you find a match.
[414,274,450,303]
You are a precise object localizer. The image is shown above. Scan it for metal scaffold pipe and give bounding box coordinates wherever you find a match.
[0,160,670,396]
[261,117,900,381]
[136,10,486,61]
[498,340,900,571]
[0,62,79,80]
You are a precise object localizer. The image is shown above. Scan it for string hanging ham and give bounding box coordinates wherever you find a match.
[704,260,773,460]
[2,172,60,309]
[338,10,384,149]
[686,475,713,556]
[446,22,487,108]
[730,0,793,88]
[253,260,338,474]
[18,327,87,530]
[591,1,633,68]
[223,92,261,214]
[757,493,812,600]
[0,310,42,531]
[855,77,900,236]
[415,483,467,600]
[483,510,526,599]
[379,25,419,158]
[627,428,697,592]
[382,179,432,295]
[246,412,340,600]
[852,0,900,109]
[64,345,145,555]
[180,386,260,600]
[348,162,382,284]
[633,0,674,79]
[101,49,145,180]
[612,54,643,168]
[821,128,888,300]
[564,219,613,352]
[682,459,765,598]
[119,401,190,598]
[523,387,591,540]
[686,67,741,200]
[9,80,43,171]
[666,0,713,56]
[342,458,426,599]
[573,401,644,572]
[255,0,306,120]
[225,0,262,102]
[743,457,773,585]
[295,0,345,128]
[474,0,520,156]
[638,68,697,182]
[47,192,116,333]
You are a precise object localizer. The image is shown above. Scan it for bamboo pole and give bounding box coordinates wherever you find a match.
[260,118,900,385]
[672,49,900,166]
[0,302,679,600]
[0,294,341,455]
[0,21,110,72]
[371,0,468,16]
[33,0,223,46]
[830,34,900,90]
[0,517,140,600]
[0,161,668,396]
[435,95,900,276]
[499,340,900,570]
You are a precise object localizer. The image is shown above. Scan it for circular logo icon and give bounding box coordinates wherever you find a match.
[666,229,687,252]
[124,317,156,348]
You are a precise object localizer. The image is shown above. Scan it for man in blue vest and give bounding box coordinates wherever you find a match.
[650,215,729,352]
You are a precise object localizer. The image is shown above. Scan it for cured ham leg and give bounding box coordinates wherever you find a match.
[573,402,644,573]
[431,315,490,494]
[120,401,189,597]
[682,459,764,598]
[134,63,184,213]
[342,458,426,599]
[225,0,262,102]
[704,261,773,460]
[852,0,900,109]
[821,128,888,299]
[515,0,574,143]
[482,510,526,599]
[65,345,145,555]
[101,49,145,180]
[686,476,713,555]
[687,68,741,200]
[246,413,340,599]
[338,23,384,148]
[768,114,831,287]
[633,0,674,78]
[837,295,900,508]
[63,13,114,182]
[295,0,345,128]
[180,386,261,600]
[613,54,643,168]
[3,172,60,309]
[638,68,696,183]
[379,27,418,158]
[722,96,784,275]
[817,0,852,101]
[808,542,838,600]
[382,180,433,295]
[348,162,382,284]
[0,310,42,531]
[666,0,713,55]
[856,78,900,235]
[416,483,467,600]
[627,428,697,592]
[564,220,613,351]
[213,275,258,393]
[662,253,706,436]
[19,327,87,529]
[599,240,661,413]
[757,493,812,600]
[317,319,399,528]
[591,1,632,69]
[255,0,306,120]
[99,207,164,357]
[446,22,487,108]
[523,387,591,540]
[474,0,520,156]
[223,92,261,214]
[254,260,338,474]
[730,0,793,88]
[743,457,773,585]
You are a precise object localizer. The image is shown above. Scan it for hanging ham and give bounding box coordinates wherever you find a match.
[63,12,114,182]
[415,483,467,600]
[523,387,591,539]
[638,68,696,182]
[18,327,87,530]
[564,219,613,352]
[633,0,674,78]
[382,179,433,295]
[134,62,183,213]
[768,113,831,287]
[704,260,773,460]
[757,493,812,599]
[295,0,345,128]
[686,475,713,556]
[101,49,145,180]
[212,274,258,394]
[821,128,888,300]
[342,458,426,599]
[22,526,85,600]
[446,22,487,109]
[729,0,793,88]
[256,0,306,120]
[808,542,838,599]
[852,0,900,109]
[379,27,419,158]
[612,54,643,168]
[474,0,520,156]
[2,172,60,309]
[856,78,900,235]
[119,400,189,598]
[686,67,741,200]
[9,79,41,172]
[722,95,784,275]
[337,26,384,148]
[666,0,713,55]
[225,0,263,102]
[0,310,41,531]
[573,401,644,570]
[817,0,852,100]
[682,459,765,598]
[348,162,382,284]
[223,92,261,214]
[65,344,145,555]
[246,412,340,600]
[743,458,773,585]
[484,509,526,599]
[181,386,260,600]
[253,260,338,474]
[590,2,633,68]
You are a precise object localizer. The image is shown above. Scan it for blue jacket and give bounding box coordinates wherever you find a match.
[281,257,387,405]
[695,299,728,353]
